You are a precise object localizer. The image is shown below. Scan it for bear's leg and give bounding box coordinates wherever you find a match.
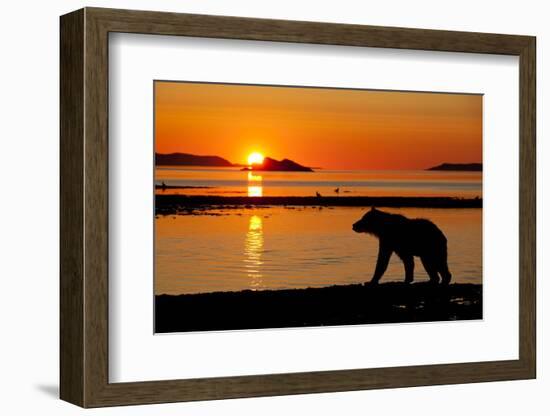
[420,256,440,284]
[438,261,452,285]
[401,255,414,284]
[436,247,451,285]
[369,243,392,284]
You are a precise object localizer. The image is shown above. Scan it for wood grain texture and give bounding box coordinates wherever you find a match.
[59,7,537,408]
[518,38,536,376]
[88,7,532,54]
[59,8,84,407]
[83,9,111,406]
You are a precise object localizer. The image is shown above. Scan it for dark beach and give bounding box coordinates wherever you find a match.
[155,282,482,333]
[155,194,482,216]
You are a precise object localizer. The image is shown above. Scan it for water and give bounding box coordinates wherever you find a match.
[155,207,482,295]
[155,167,482,198]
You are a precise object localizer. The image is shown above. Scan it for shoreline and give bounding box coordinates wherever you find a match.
[155,282,482,333]
[156,195,482,215]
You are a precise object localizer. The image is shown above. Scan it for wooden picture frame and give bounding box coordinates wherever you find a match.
[60,7,536,408]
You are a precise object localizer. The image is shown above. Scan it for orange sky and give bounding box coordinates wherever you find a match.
[155,81,482,170]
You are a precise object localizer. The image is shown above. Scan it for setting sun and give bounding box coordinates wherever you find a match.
[247,152,265,166]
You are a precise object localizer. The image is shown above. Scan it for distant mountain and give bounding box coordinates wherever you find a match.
[427,163,482,172]
[242,157,313,172]
[156,153,234,167]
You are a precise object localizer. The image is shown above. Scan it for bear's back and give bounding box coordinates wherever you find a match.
[382,215,446,256]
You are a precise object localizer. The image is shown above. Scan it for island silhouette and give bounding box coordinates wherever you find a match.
[241,156,313,172]
[156,153,481,173]
[156,152,313,171]
[155,152,234,167]
[427,163,482,171]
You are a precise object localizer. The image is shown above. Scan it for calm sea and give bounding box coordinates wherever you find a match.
[154,167,482,295]
[155,167,482,198]
[155,207,481,295]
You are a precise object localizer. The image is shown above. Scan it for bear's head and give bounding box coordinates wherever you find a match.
[352,207,384,235]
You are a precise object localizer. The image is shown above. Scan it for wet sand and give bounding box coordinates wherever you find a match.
[155,282,482,333]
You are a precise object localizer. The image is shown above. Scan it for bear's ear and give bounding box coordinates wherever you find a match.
[371,206,377,211]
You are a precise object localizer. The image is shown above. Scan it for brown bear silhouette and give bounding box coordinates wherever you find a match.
[352,207,452,285]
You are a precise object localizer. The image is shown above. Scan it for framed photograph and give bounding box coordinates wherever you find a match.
[60,7,536,407]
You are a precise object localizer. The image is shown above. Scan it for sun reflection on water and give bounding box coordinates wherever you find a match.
[244,215,264,290]
[247,172,263,197]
